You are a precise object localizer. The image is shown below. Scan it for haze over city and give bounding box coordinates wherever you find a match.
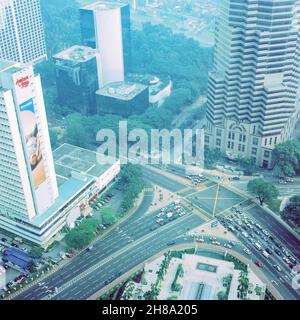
[0,0,299,306]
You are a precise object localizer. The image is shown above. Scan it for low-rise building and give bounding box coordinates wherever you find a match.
[126,73,173,107]
[96,81,149,116]
[0,143,120,249]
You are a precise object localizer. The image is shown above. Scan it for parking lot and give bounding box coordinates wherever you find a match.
[0,235,35,297]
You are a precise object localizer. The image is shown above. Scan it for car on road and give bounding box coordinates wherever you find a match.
[166,241,175,246]
[241,231,249,238]
[196,238,205,243]
[266,248,273,255]
[255,223,263,230]
[262,229,270,237]
[87,246,94,252]
[255,261,263,267]
[254,242,262,251]
[262,250,270,259]
[223,243,233,249]
[243,248,251,255]
[212,241,221,246]
[275,249,282,256]
[283,256,291,264]
[273,265,282,272]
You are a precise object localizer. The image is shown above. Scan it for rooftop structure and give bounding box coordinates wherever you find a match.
[53,45,97,64]
[97,81,147,101]
[53,46,99,114]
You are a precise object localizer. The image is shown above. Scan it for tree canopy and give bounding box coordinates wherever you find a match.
[272,140,300,177]
[247,178,279,206]
[281,196,300,228]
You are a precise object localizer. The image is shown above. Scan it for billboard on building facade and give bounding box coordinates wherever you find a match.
[13,67,47,189]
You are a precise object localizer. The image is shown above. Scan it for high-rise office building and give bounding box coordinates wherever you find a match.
[80,1,132,87]
[205,0,300,168]
[0,61,58,223]
[0,0,47,64]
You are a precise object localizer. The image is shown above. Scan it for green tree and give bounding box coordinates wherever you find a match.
[65,113,90,148]
[281,196,300,227]
[204,146,222,169]
[101,207,117,226]
[118,164,145,213]
[273,140,300,177]
[247,178,279,206]
[238,271,249,300]
[29,247,44,259]
[65,218,99,250]
[238,157,257,176]
[217,291,228,300]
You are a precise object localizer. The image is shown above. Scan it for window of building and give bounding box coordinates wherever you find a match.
[242,145,245,152]
[253,137,259,146]
[227,141,231,149]
[252,148,257,155]
[205,136,210,144]
[231,142,234,149]
[216,129,222,137]
[264,150,270,158]
[238,144,241,151]
[264,138,267,146]
[216,138,221,147]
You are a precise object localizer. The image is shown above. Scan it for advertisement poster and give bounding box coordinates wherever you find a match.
[19,98,46,189]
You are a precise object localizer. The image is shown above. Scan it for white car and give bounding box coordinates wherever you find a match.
[243,248,251,255]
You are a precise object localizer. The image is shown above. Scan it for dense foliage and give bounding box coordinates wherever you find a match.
[117,164,145,214]
[39,0,212,149]
[247,178,279,206]
[282,196,300,229]
[272,140,300,177]
[65,218,99,250]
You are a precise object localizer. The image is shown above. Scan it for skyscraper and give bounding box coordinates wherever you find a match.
[205,0,300,168]
[0,61,58,222]
[0,0,47,64]
[80,1,132,87]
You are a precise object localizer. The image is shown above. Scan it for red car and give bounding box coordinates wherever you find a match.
[255,261,263,267]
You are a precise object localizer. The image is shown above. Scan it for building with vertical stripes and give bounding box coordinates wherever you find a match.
[0,0,47,64]
[205,0,300,168]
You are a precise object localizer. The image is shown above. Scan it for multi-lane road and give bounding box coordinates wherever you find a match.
[12,165,300,300]
[13,190,205,300]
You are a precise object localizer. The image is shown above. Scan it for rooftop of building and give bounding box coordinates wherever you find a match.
[53,45,96,63]
[126,73,172,95]
[31,143,119,227]
[81,1,128,11]
[53,143,117,185]
[96,81,148,101]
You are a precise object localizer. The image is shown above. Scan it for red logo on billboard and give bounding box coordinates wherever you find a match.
[16,76,30,88]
